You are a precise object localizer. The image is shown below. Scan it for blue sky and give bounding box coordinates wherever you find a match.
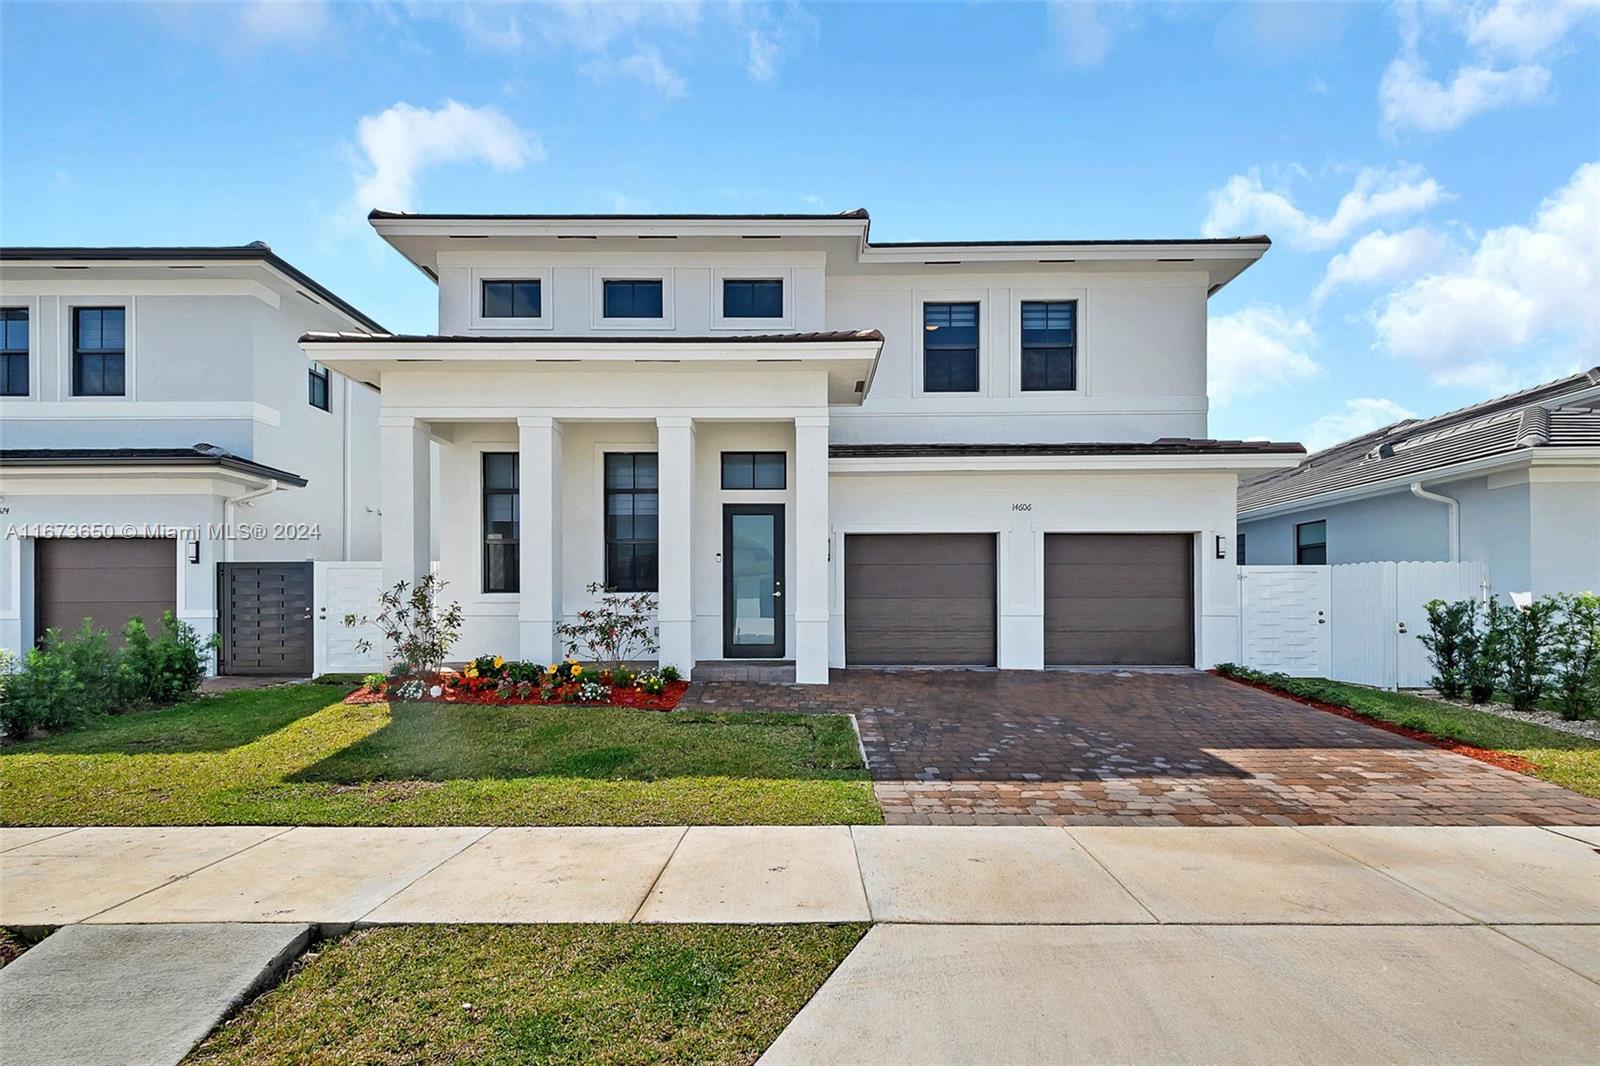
[3,1,1597,448]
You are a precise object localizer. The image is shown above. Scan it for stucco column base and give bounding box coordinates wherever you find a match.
[794,617,829,684]
[658,618,693,679]
[520,619,559,666]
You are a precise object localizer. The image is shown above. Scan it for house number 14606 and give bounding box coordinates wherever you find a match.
[1011,503,1033,511]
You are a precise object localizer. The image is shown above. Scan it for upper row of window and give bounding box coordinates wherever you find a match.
[925,299,1078,393]
[481,277,784,321]
[1,306,126,398]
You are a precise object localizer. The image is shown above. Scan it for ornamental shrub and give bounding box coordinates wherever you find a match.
[1464,599,1508,704]
[1420,598,1476,699]
[504,660,545,684]
[1549,592,1600,720]
[346,573,464,675]
[1502,596,1560,712]
[660,664,681,683]
[118,613,213,705]
[555,583,659,670]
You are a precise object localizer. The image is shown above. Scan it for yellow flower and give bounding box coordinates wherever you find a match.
[463,664,477,678]
[493,656,504,668]
[566,657,577,664]
[571,664,583,676]
[548,664,559,674]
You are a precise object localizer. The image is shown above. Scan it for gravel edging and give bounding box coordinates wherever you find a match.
[1406,690,1600,742]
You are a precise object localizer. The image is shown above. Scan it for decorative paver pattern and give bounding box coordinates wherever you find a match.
[682,670,1600,826]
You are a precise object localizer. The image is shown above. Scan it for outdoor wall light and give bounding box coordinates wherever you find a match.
[1215,534,1227,560]
[188,539,201,564]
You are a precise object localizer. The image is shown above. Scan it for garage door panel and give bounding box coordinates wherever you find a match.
[845,533,996,667]
[36,539,177,647]
[1045,534,1193,667]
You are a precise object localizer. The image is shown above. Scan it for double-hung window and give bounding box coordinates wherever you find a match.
[603,280,663,319]
[1020,300,1077,391]
[482,279,541,319]
[483,453,520,593]
[923,302,979,393]
[605,453,658,592]
[72,306,125,397]
[0,308,27,397]
[1295,520,1327,566]
[722,279,783,319]
[308,363,330,411]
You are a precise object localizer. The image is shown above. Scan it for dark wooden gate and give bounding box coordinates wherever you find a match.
[217,562,314,676]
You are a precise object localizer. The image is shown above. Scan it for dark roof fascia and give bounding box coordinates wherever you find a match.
[831,440,1305,459]
[0,245,386,333]
[301,330,885,345]
[0,448,308,487]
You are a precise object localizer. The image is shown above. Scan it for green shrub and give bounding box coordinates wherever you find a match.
[611,664,638,688]
[118,613,212,706]
[1550,592,1600,721]
[660,664,682,683]
[1420,598,1477,699]
[1465,599,1507,704]
[1503,597,1560,711]
[3,622,118,735]
[312,673,370,685]
[504,660,545,684]
[361,673,387,690]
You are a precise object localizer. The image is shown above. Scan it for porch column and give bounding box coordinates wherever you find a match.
[518,416,564,663]
[794,413,830,683]
[380,415,431,591]
[656,416,695,677]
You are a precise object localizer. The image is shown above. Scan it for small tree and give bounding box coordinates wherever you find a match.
[1419,598,1475,699]
[555,582,659,670]
[1464,598,1506,704]
[1501,595,1559,712]
[1549,592,1600,721]
[346,573,464,676]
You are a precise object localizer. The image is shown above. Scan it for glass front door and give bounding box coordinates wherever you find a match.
[722,505,785,658]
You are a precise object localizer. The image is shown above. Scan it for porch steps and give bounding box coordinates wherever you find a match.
[693,660,796,683]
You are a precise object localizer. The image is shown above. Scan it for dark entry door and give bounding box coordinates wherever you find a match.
[722,505,784,658]
[218,562,314,675]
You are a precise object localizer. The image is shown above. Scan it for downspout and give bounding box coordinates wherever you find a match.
[1409,481,1459,562]
[224,480,281,563]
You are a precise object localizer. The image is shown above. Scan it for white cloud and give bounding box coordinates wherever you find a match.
[237,0,328,46]
[1303,397,1418,452]
[351,101,541,213]
[1313,226,1454,303]
[1202,165,1446,249]
[747,29,780,80]
[586,45,689,96]
[1378,0,1599,133]
[1370,161,1600,386]
[1046,0,1121,68]
[1208,306,1321,404]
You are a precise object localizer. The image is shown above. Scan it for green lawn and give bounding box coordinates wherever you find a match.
[0,685,881,826]
[1219,668,1600,799]
[188,924,865,1066]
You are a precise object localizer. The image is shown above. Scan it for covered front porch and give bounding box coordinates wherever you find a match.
[303,330,883,683]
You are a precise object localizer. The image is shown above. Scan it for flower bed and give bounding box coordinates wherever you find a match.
[347,657,690,711]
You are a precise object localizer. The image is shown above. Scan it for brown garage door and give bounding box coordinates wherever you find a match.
[218,563,314,676]
[1045,534,1194,666]
[35,537,176,646]
[844,534,996,666]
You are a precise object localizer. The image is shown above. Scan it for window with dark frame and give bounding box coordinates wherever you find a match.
[721,451,786,490]
[1020,300,1077,391]
[483,453,520,593]
[482,279,541,318]
[722,279,783,319]
[72,306,125,397]
[308,363,330,411]
[604,453,659,592]
[1237,532,1247,565]
[0,308,27,397]
[1295,520,1327,566]
[923,302,979,393]
[603,279,664,319]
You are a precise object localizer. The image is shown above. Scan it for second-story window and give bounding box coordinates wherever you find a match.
[723,279,783,319]
[483,453,520,593]
[923,302,979,393]
[603,279,663,319]
[1020,300,1077,391]
[483,279,541,319]
[72,306,125,397]
[308,363,331,411]
[1,308,27,397]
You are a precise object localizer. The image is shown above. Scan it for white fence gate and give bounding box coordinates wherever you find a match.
[313,561,388,677]
[1239,560,1489,689]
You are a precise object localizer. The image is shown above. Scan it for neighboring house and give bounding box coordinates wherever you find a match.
[0,245,384,675]
[1238,368,1600,599]
[303,208,1302,684]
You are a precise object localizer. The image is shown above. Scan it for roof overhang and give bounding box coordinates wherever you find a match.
[1237,447,1599,521]
[301,331,884,406]
[831,442,1304,475]
[0,450,307,489]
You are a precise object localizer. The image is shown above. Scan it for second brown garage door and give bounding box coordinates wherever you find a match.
[844,533,996,666]
[35,537,176,646]
[1045,534,1194,666]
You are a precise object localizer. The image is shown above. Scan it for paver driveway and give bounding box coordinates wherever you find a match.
[683,670,1600,826]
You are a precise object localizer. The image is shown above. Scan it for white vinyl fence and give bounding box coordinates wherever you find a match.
[1239,560,1489,690]
[313,561,388,677]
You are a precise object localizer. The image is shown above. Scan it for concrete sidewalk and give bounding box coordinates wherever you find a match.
[3,823,1597,927]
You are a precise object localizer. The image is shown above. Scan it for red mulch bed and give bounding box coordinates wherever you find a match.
[346,678,690,711]
[1214,672,1539,775]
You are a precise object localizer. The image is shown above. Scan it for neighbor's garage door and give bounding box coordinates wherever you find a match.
[35,537,176,646]
[1045,534,1193,666]
[218,562,313,676]
[844,534,996,666]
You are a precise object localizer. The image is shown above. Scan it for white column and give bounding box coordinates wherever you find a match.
[794,413,830,683]
[380,415,431,592]
[656,416,695,677]
[518,416,564,663]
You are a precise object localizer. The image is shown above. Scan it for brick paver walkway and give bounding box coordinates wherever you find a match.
[682,670,1600,826]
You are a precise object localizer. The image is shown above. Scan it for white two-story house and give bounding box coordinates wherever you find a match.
[303,209,1303,684]
[0,245,384,675]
